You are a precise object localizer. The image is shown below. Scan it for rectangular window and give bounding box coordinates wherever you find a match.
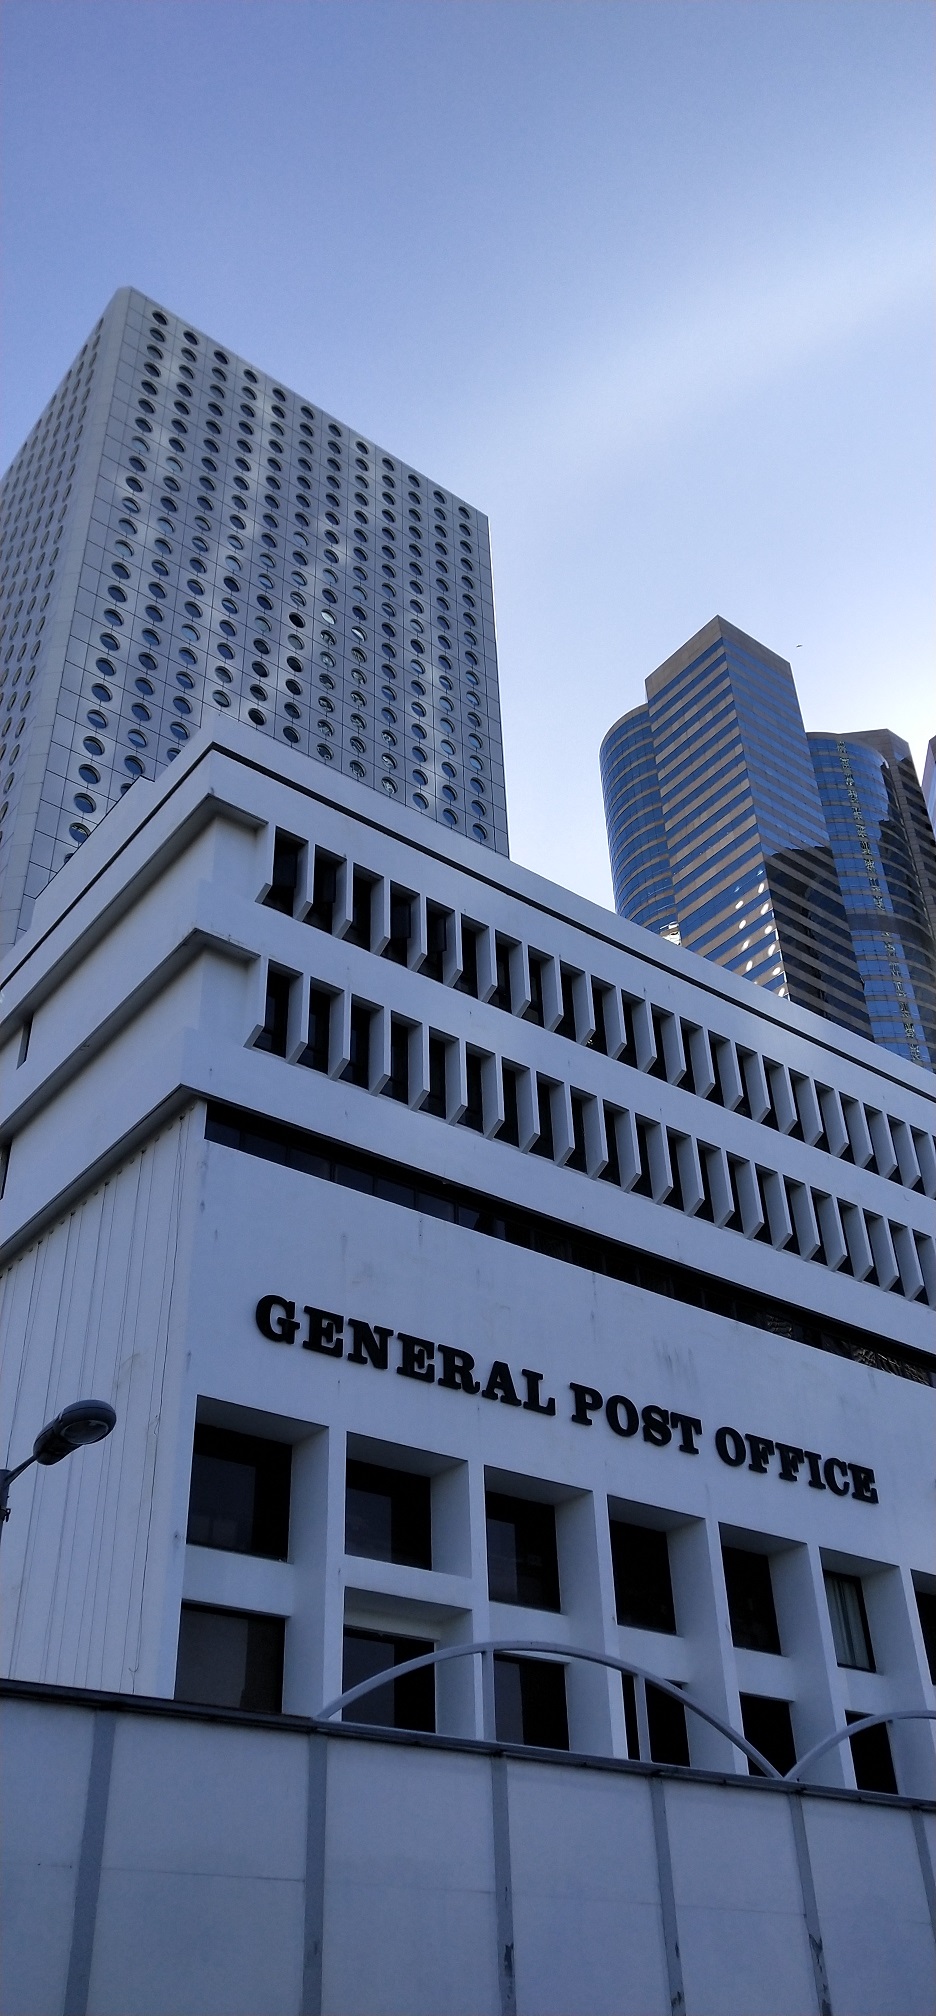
[383,886,412,965]
[383,1019,410,1104]
[531,1079,555,1160]
[568,1095,589,1173]
[915,1587,936,1683]
[460,1050,485,1132]
[254,968,292,1057]
[494,1655,568,1749]
[525,955,546,1026]
[342,1001,372,1089]
[722,1546,782,1653]
[345,869,375,950]
[740,1693,796,1775]
[342,1627,434,1732]
[610,1521,676,1633]
[263,831,303,916]
[423,1035,448,1118]
[486,1491,560,1611]
[456,923,480,998]
[492,937,513,1013]
[500,1065,521,1147]
[345,1459,431,1569]
[422,902,450,983]
[556,968,576,1039]
[825,1571,875,1671]
[175,1604,284,1713]
[621,1674,690,1764]
[847,1712,897,1793]
[299,985,331,1074]
[186,1424,291,1559]
[307,849,339,932]
[589,982,609,1054]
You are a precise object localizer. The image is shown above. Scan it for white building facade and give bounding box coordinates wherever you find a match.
[1,722,935,2016]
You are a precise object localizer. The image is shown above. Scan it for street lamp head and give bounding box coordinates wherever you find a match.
[32,1400,117,1467]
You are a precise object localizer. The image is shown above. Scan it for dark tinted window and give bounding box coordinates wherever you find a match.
[186,1424,291,1558]
[494,1655,568,1748]
[915,1588,936,1683]
[486,1492,560,1611]
[722,1546,781,1653]
[342,1628,434,1731]
[847,1712,897,1793]
[175,1604,284,1712]
[345,1459,431,1569]
[611,1522,677,1633]
[740,1693,796,1775]
[622,1674,689,1764]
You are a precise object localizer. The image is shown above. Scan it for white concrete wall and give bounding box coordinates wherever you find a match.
[1,1692,934,2016]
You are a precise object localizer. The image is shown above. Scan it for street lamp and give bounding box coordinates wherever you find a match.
[0,1399,117,1549]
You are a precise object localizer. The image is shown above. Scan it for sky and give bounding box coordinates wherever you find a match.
[1,0,933,907]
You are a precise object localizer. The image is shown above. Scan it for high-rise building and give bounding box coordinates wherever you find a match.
[809,731,936,1068]
[0,288,506,953]
[922,734,936,839]
[600,616,872,1038]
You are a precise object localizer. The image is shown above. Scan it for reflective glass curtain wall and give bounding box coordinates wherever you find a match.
[809,734,936,1068]
[601,616,873,1046]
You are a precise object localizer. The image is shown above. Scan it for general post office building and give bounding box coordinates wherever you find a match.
[1,721,935,2016]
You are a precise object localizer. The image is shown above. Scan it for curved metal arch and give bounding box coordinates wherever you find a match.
[318,1637,783,1778]
[785,1707,936,1783]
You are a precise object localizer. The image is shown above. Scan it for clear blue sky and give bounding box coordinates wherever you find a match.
[2,0,932,904]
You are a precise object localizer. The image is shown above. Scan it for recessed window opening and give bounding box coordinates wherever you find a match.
[486,1491,560,1611]
[825,1571,875,1670]
[456,923,480,998]
[345,1458,431,1568]
[460,1050,485,1133]
[186,1424,291,1558]
[500,1065,521,1147]
[495,1656,568,1750]
[621,1674,690,1765]
[254,968,292,1057]
[846,1712,897,1792]
[722,1546,781,1653]
[299,985,332,1074]
[175,1604,284,1714]
[525,955,546,1026]
[740,1693,796,1776]
[531,1079,555,1161]
[383,886,413,965]
[342,1001,373,1089]
[422,902,450,983]
[423,1035,448,1118]
[611,1520,677,1633]
[263,831,303,916]
[307,849,339,932]
[384,1018,411,1104]
[342,1628,434,1732]
[337,868,376,954]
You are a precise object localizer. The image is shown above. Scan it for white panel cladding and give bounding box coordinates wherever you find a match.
[2,1694,935,2016]
[0,1111,199,1691]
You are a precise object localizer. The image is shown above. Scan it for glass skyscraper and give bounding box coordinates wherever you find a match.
[601,616,873,1041]
[0,288,506,952]
[809,731,936,1068]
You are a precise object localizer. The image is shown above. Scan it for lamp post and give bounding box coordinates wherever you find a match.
[0,1399,117,1551]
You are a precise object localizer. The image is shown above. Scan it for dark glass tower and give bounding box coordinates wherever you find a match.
[809,732,936,1068]
[600,616,873,1043]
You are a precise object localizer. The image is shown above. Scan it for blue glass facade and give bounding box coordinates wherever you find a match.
[809,734,936,1068]
[599,706,677,936]
[601,616,875,1047]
